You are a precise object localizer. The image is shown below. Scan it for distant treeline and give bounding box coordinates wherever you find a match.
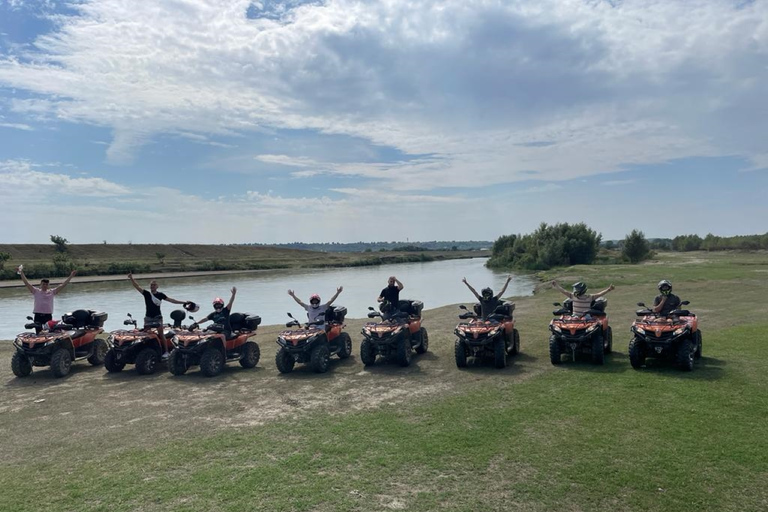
[488,223,602,270]
[603,233,768,252]
[255,241,492,252]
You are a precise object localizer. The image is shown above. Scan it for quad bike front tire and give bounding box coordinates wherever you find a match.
[415,328,429,354]
[50,348,72,378]
[310,343,330,373]
[676,338,695,372]
[336,332,352,360]
[549,335,561,366]
[591,332,605,365]
[360,340,376,367]
[87,338,108,366]
[168,349,188,375]
[604,326,613,354]
[628,337,645,369]
[454,339,468,368]
[694,330,702,360]
[494,337,507,369]
[104,348,125,373]
[397,335,412,367]
[135,348,159,375]
[275,347,295,374]
[11,352,32,377]
[200,348,225,377]
[239,341,260,368]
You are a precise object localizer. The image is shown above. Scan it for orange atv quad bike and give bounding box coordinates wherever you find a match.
[629,300,702,371]
[548,297,612,365]
[454,302,519,369]
[360,299,428,367]
[104,313,176,375]
[11,309,108,378]
[275,306,351,374]
[168,310,261,377]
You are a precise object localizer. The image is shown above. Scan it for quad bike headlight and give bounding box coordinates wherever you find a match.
[552,325,562,333]
[107,335,115,344]
[586,324,599,333]
[634,327,645,335]
[673,327,687,336]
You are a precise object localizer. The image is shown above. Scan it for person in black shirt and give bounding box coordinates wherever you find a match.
[192,287,237,338]
[128,273,191,359]
[462,275,512,319]
[653,279,682,316]
[377,276,404,307]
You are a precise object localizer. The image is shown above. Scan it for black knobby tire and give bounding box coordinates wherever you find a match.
[628,337,645,369]
[275,347,295,374]
[239,342,260,368]
[310,343,330,373]
[676,338,695,372]
[549,335,562,366]
[50,348,72,378]
[694,330,702,360]
[135,348,159,375]
[104,348,125,373]
[336,332,352,360]
[397,334,412,367]
[88,338,108,366]
[11,352,32,378]
[454,339,468,368]
[494,336,507,369]
[510,329,520,356]
[604,326,613,355]
[415,328,429,354]
[200,348,225,377]
[591,331,605,365]
[168,349,188,375]
[360,339,376,367]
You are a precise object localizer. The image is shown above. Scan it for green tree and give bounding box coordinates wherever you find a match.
[0,252,10,270]
[155,252,166,265]
[622,229,652,264]
[50,235,69,253]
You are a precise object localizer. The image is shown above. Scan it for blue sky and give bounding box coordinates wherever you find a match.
[0,0,766,244]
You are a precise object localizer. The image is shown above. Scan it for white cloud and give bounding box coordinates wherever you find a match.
[0,0,765,189]
[0,159,131,197]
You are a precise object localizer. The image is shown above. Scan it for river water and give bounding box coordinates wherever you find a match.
[0,257,536,340]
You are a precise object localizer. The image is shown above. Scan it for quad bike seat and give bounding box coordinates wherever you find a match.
[169,309,186,328]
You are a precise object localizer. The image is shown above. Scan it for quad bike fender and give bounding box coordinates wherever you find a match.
[408,318,422,334]
[224,332,253,352]
[73,329,103,350]
[600,317,609,330]
[205,336,227,357]
[326,324,343,342]
[503,319,515,334]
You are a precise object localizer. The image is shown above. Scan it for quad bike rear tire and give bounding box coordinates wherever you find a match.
[509,328,520,356]
[676,338,695,372]
[104,348,125,373]
[11,352,32,377]
[694,330,702,360]
[200,348,225,377]
[454,339,468,368]
[549,335,561,366]
[135,348,159,375]
[604,326,613,354]
[360,339,376,367]
[310,343,330,373]
[88,338,108,366]
[397,335,412,367]
[494,337,507,369]
[51,348,72,378]
[336,332,352,360]
[415,328,429,354]
[591,332,605,365]
[275,347,295,374]
[168,349,188,375]
[239,341,260,368]
[628,337,645,369]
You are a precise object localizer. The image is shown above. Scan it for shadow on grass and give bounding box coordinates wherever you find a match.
[632,356,726,381]
[554,353,630,374]
[4,360,107,387]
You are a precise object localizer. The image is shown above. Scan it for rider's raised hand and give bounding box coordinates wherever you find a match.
[461,277,468,284]
[287,289,294,296]
[70,270,77,278]
[609,284,615,291]
[337,286,343,293]
[231,286,237,294]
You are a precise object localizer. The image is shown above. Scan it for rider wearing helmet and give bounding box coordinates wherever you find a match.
[461,275,513,319]
[652,279,681,316]
[192,287,237,338]
[551,280,615,316]
[287,286,344,324]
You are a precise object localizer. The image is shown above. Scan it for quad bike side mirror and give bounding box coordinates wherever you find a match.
[368,306,375,311]
[637,302,646,307]
[27,316,33,321]
[681,300,690,306]
[459,305,467,310]
[553,302,561,307]
[287,312,295,319]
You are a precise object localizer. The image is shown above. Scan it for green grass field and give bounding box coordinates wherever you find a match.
[1,251,766,511]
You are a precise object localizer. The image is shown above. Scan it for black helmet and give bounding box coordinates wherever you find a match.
[572,282,587,296]
[481,287,493,299]
[658,279,672,294]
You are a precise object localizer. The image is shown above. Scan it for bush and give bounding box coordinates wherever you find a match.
[487,223,602,270]
[50,235,69,253]
[622,229,652,264]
